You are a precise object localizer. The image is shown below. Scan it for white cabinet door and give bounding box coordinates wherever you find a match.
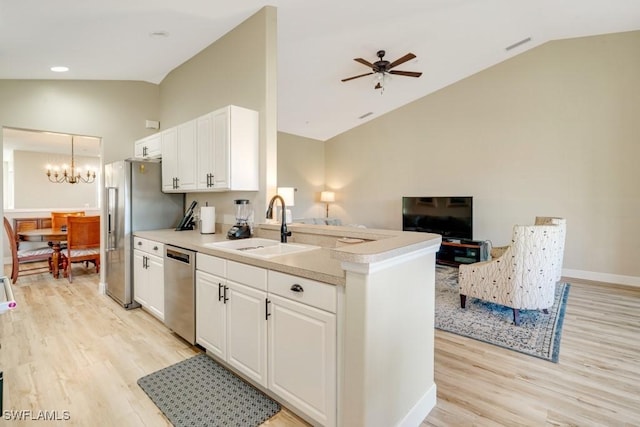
[212,108,230,189]
[195,108,231,191]
[195,270,227,360]
[161,128,178,192]
[196,113,215,190]
[133,250,149,306]
[133,240,165,321]
[146,253,165,320]
[176,120,197,191]
[268,293,337,427]
[226,280,268,388]
[134,133,161,159]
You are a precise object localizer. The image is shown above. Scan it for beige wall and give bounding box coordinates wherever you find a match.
[0,80,160,265]
[319,31,640,282]
[13,150,100,209]
[0,80,160,164]
[277,132,326,219]
[159,6,277,225]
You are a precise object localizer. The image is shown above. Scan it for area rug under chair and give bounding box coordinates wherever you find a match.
[435,265,570,363]
[138,353,280,427]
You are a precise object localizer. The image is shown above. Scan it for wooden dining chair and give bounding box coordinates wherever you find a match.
[3,217,54,284]
[62,215,100,283]
[51,211,85,230]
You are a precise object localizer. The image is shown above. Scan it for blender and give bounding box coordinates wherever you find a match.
[227,199,253,239]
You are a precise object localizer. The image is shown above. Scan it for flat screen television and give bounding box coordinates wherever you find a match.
[402,196,473,240]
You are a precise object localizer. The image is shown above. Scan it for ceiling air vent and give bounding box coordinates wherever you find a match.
[505,37,532,51]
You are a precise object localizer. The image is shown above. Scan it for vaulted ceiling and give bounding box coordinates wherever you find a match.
[2,0,639,141]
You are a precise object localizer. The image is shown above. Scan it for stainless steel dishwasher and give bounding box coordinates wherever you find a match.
[164,245,196,344]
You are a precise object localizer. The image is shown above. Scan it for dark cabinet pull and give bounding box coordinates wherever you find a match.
[153,246,158,251]
[290,284,304,293]
[223,285,229,303]
[137,241,143,246]
[218,283,223,302]
[265,298,271,320]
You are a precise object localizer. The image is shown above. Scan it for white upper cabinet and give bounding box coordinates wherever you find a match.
[161,105,259,193]
[162,120,197,193]
[134,133,161,159]
[196,105,259,192]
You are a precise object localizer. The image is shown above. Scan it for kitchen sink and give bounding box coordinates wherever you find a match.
[204,238,319,259]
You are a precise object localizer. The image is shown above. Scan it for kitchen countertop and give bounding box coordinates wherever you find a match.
[135,223,441,286]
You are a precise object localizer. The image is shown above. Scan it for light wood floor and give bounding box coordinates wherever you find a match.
[2,265,639,426]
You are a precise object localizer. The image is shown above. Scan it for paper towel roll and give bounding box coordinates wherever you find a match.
[200,206,216,234]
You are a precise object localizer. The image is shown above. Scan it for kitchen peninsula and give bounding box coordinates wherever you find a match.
[134,223,441,427]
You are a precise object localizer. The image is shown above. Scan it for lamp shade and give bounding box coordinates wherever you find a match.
[320,191,335,203]
[277,187,295,206]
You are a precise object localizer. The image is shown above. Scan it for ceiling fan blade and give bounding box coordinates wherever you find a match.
[389,70,422,78]
[388,53,416,69]
[341,72,374,82]
[354,58,375,68]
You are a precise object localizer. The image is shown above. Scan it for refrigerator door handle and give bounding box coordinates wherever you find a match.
[106,186,118,251]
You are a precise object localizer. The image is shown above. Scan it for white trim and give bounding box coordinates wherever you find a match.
[563,268,640,288]
[98,281,106,294]
[396,383,437,427]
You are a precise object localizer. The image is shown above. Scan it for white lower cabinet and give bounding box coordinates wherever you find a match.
[268,294,336,426]
[267,271,337,427]
[195,253,336,426]
[195,270,226,360]
[226,280,267,387]
[133,238,165,321]
[196,255,268,387]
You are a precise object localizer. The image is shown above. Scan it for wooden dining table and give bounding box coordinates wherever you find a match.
[17,228,68,278]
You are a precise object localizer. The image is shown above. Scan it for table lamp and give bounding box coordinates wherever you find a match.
[320,191,335,218]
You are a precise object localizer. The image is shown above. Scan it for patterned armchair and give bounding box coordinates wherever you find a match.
[490,217,566,282]
[458,219,566,325]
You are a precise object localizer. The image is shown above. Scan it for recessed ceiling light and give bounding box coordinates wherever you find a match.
[149,31,169,39]
[50,66,69,73]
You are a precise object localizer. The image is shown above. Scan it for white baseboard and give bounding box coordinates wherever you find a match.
[98,281,106,294]
[563,268,640,288]
[396,383,437,427]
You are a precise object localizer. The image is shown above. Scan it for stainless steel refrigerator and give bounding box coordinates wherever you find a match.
[105,159,184,308]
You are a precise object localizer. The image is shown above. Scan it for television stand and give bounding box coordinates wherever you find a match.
[437,239,488,266]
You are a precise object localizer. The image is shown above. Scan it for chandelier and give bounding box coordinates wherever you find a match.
[46,136,96,184]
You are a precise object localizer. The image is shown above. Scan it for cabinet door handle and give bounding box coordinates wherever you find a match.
[218,283,223,302]
[210,174,214,187]
[265,298,271,320]
[290,284,304,293]
[143,146,148,157]
[223,285,229,303]
[137,241,143,246]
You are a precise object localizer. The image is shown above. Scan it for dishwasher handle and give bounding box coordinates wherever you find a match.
[165,247,193,264]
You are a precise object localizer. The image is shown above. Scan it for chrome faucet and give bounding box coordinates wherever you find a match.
[266,195,292,243]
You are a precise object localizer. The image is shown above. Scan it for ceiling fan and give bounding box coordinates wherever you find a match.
[341,50,422,90]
